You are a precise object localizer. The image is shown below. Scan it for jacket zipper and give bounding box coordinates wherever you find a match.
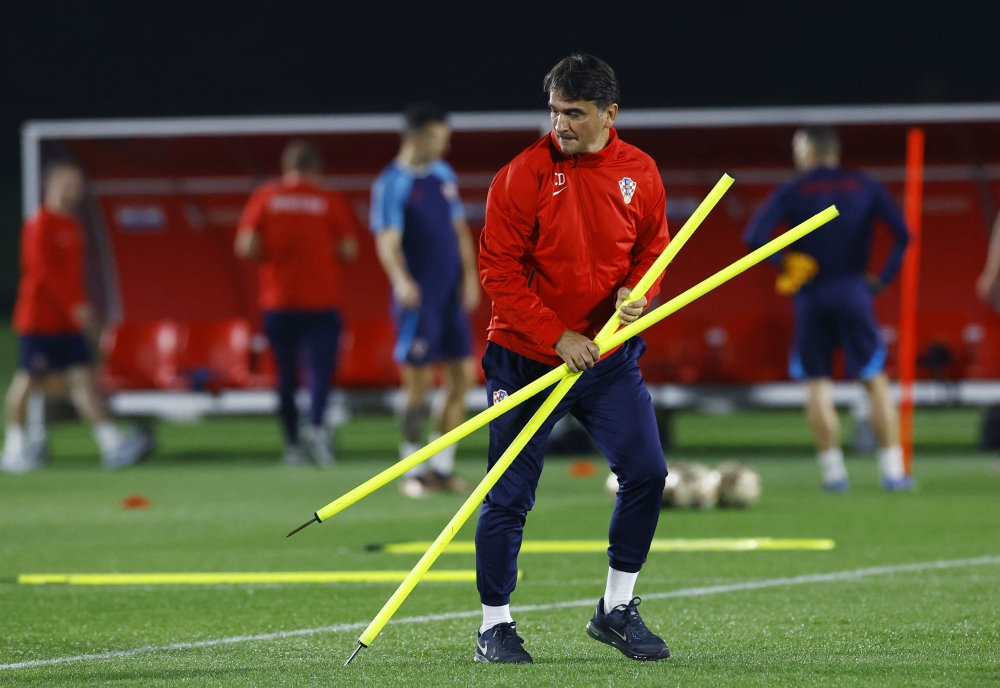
[572,159,598,293]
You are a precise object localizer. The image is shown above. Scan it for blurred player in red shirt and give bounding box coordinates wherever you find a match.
[1,163,154,473]
[236,141,359,466]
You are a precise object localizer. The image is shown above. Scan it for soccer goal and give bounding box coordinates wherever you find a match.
[20,103,1000,417]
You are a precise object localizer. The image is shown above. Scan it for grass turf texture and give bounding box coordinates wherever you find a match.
[1,414,998,686]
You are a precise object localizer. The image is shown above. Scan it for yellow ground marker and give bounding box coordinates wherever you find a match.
[377,538,835,554]
[17,570,505,586]
[344,204,840,664]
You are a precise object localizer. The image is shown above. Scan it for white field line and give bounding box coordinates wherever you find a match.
[2,554,998,671]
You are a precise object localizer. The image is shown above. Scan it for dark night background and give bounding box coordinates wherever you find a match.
[2,0,999,311]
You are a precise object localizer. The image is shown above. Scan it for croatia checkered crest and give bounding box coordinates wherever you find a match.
[619,177,636,204]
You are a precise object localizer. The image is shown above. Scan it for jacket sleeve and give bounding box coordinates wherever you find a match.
[622,171,670,301]
[238,188,267,232]
[871,181,910,285]
[479,163,568,349]
[328,191,360,242]
[742,185,789,267]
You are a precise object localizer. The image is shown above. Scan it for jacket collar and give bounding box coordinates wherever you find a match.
[549,127,621,168]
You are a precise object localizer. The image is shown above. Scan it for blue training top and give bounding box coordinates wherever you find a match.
[370,159,465,302]
[742,167,910,288]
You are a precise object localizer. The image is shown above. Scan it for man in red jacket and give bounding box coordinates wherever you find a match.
[236,141,359,466]
[473,54,671,664]
[2,163,153,473]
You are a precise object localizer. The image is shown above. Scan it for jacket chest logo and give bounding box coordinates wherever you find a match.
[618,177,636,204]
[552,172,567,196]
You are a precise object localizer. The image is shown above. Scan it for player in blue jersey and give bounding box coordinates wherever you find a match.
[370,103,479,497]
[743,126,912,491]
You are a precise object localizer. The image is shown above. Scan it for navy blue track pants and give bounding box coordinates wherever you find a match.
[263,309,342,445]
[475,338,667,606]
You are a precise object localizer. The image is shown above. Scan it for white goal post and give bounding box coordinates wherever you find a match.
[19,103,1000,422]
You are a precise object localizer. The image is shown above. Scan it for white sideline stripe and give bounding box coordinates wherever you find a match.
[2,554,998,671]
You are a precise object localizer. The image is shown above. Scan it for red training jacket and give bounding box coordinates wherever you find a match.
[238,178,359,311]
[13,208,88,335]
[479,128,670,365]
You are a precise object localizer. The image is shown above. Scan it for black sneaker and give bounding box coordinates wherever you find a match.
[586,597,670,661]
[474,622,533,664]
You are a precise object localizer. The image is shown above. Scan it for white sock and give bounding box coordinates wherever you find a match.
[480,604,513,634]
[94,422,123,455]
[603,567,639,613]
[878,445,905,481]
[3,424,25,456]
[400,442,425,479]
[427,431,456,476]
[817,447,848,484]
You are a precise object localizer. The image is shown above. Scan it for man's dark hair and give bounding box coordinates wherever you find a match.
[799,126,840,158]
[404,102,448,132]
[281,140,323,173]
[543,53,620,110]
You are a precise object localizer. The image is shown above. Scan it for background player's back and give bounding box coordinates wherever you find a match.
[777,168,903,286]
[250,180,348,310]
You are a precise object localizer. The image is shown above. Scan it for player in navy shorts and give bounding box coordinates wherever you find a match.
[2,163,153,473]
[744,126,912,491]
[370,103,480,497]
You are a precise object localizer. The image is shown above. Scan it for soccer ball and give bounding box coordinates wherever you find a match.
[605,471,620,498]
[716,461,762,508]
[663,461,720,510]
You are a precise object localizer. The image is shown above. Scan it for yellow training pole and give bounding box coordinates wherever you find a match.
[290,174,734,536]
[345,206,839,663]
[601,206,840,351]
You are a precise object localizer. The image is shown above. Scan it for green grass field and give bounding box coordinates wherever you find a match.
[1,412,999,686]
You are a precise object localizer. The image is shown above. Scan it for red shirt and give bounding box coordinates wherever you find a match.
[238,179,358,311]
[479,129,670,365]
[13,208,88,335]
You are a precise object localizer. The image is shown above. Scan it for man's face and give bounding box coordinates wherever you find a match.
[411,121,452,163]
[45,167,85,213]
[549,93,617,155]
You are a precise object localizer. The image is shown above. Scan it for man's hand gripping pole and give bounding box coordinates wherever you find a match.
[288,173,735,538]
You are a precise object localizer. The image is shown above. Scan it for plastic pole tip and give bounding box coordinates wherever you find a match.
[286,514,320,538]
[344,641,366,666]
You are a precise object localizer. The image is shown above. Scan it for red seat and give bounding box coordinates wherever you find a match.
[247,331,276,389]
[174,319,252,391]
[337,319,400,387]
[100,321,181,390]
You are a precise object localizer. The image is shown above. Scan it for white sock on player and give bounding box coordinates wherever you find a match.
[603,567,639,613]
[426,431,456,476]
[480,604,513,633]
[94,422,123,455]
[877,445,905,481]
[3,424,25,456]
[400,441,425,479]
[817,447,848,484]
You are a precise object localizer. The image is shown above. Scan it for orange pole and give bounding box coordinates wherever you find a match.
[898,127,924,475]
